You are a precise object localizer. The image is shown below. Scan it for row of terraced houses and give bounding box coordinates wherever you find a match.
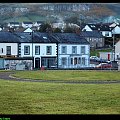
[0,31,90,70]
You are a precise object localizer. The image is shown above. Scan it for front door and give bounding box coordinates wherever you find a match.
[35,58,40,69]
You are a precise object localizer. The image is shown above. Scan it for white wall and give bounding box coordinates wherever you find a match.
[0,43,18,55]
[115,41,120,60]
[22,23,33,28]
[112,26,120,34]
[99,52,113,61]
[101,31,112,37]
[58,44,90,68]
[21,43,57,57]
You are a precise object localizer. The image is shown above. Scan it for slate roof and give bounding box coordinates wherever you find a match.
[51,33,89,44]
[22,22,33,24]
[9,22,19,25]
[0,31,21,43]
[80,31,104,38]
[86,23,115,31]
[11,32,58,43]
[0,32,89,44]
[36,21,44,24]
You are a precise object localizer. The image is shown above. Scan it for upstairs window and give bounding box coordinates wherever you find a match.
[6,46,11,55]
[72,46,77,54]
[46,46,52,55]
[61,46,67,54]
[24,46,30,55]
[105,32,109,37]
[35,46,40,55]
[81,46,85,54]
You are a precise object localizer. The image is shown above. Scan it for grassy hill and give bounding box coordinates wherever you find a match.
[0,3,120,24]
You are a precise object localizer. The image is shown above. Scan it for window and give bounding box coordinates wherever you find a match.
[81,46,85,54]
[62,57,67,65]
[24,46,30,55]
[71,58,73,64]
[61,46,67,54]
[105,32,109,36]
[74,58,77,65]
[1,48,3,53]
[72,46,77,54]
[78,57,81,64]
[82,57,85,65]
[35,46,40,55]
[6,46,11,55]
[46,46,52,55]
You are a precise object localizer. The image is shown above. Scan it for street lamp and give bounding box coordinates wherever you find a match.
[30,30,34,70]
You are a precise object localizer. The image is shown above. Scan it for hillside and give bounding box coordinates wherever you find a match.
[0,3,120,24]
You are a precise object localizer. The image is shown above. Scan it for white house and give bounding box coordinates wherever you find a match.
[52,22,66,29]
[52,33,90,68]
[22,22,33,28]
[82,23,113,38]
[33,21,44,27]
[18,32,57,69]
[0,32,19,57]
[8,22,20,28]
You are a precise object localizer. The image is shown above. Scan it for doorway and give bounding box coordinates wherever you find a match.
[35,58,40,69]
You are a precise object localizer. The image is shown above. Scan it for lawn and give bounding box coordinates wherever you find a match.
[12,70,120,81]
[0,79,120,114]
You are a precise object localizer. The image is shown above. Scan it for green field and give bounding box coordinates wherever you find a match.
[0,79,120,114]
[12,70,120,81]
[0,70,120,114]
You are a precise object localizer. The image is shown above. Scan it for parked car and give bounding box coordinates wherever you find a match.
[90,56,100,62]
[96,63,112,68]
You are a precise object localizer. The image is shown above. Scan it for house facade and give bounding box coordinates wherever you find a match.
[52,33,90,68]
[82,23,113,38]
[112,25,120,38]
[8,22,20,28]
[80,31,104,48]
[115,40,120,61]
[22,22,33,28]
[21,43,57,69]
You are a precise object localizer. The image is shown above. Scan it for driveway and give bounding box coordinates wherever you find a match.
[0,71,120,84]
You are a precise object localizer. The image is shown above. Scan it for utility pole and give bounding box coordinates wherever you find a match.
[31,30,34,70]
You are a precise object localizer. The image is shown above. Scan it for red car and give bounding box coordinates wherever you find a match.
[96,63,112,68]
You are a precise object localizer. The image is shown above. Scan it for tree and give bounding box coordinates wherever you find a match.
[53,28,62,33]
[64,16,80,25]
[39,23,53,32]
[63,26,75,33]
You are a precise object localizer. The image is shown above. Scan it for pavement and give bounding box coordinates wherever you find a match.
[0,71,120,84]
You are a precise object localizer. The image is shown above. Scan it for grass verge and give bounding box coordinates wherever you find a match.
[12,70,120,81]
